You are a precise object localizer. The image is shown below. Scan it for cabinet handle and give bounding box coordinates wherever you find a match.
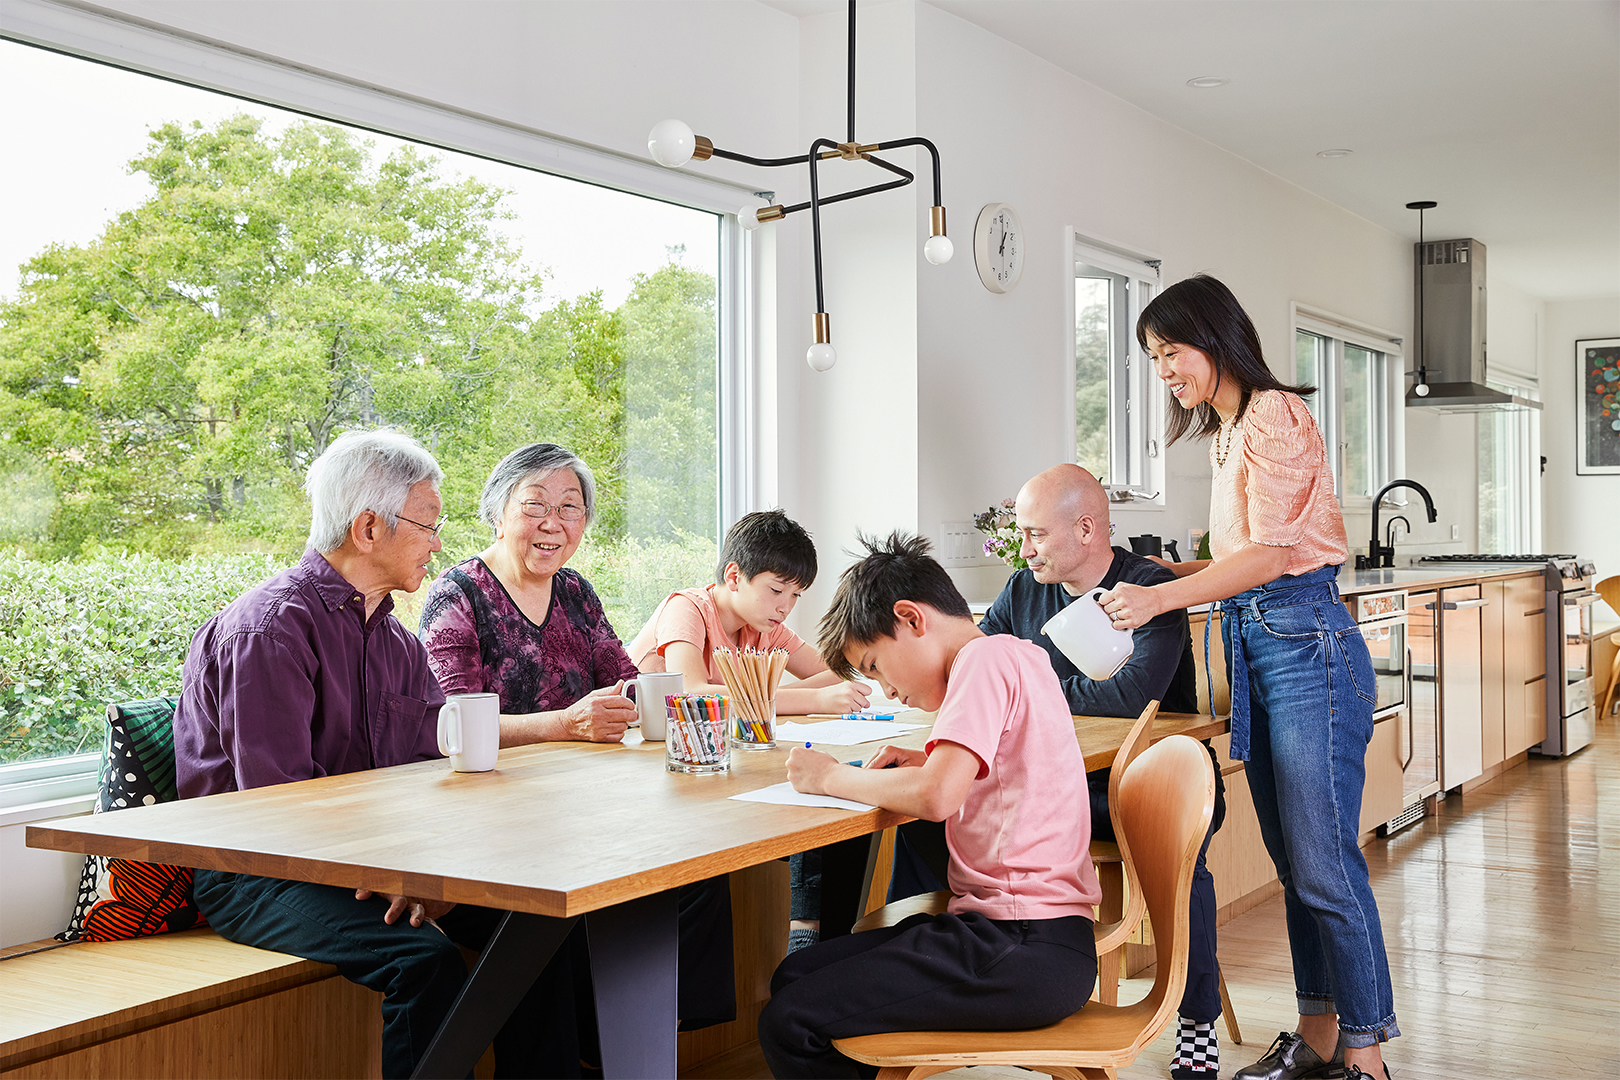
[1401,648,1415,770]
[1441,598,1489,609]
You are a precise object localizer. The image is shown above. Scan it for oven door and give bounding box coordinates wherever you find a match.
[1359,614,1409,716]
[1565,590,1597,688]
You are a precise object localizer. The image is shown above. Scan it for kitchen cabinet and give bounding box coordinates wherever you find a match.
[1438,585,1486,791]
[1360,713,1404,836]
[1482,580,1506,770]
[1503,573,1548,757]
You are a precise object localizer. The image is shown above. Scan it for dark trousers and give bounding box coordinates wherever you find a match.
[759,911,1097,1079]
[195,870,737,1079]
[194,868,581,1079]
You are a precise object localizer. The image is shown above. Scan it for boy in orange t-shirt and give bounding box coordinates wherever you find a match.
[759,531,1100,1079]
[627,509,869,715]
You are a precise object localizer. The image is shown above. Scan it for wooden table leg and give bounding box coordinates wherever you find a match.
[588,889,680,1079]
[412,911,580,1079]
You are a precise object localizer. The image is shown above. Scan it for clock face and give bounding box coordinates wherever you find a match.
[973,203,1024,293]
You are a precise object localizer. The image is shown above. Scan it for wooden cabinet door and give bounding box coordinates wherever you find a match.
[1360,713,1404,836]
[1482,580,1506,770]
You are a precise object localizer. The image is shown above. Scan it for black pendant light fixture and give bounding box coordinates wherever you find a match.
[646,0,949,372]
[1406,200,1437,398]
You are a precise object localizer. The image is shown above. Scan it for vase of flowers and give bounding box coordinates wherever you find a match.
[973,499,1027,570]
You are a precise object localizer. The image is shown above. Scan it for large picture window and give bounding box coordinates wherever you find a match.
[1478,378,1541,553]
[0,37,742,774]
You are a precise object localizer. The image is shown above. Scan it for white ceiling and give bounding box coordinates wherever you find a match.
[764,0,1620,301]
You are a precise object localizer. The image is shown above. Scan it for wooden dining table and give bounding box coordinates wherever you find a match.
[27,709,1220,1079]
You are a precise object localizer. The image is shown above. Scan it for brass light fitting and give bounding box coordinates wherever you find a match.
[646,0,950,371]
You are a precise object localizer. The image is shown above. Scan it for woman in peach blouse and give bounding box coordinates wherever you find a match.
[1100,276,1398,1080]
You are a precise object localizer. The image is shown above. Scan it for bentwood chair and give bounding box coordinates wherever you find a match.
[1597,577,1620,718]
[833,734,1216,1080]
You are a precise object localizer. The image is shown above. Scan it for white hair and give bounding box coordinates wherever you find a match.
[479,443,597,532]
[305,430,444,553]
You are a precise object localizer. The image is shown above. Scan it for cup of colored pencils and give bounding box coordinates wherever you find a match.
[712,646,788,750]
[664,694,731,774]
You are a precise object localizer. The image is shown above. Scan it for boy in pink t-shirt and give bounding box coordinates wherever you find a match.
[759,532,1101,1079]
[626,509,869,716]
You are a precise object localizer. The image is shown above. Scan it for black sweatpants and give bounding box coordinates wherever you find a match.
[758,910,1097,1079]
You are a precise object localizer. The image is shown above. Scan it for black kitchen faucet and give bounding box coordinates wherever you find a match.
[1360,480,1438,569]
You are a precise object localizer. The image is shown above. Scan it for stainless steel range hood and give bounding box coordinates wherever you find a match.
[1406,237,1540,412]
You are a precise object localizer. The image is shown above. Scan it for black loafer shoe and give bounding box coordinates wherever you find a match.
[1233,1031,1346,1080]
[1345,1066,1391,1079]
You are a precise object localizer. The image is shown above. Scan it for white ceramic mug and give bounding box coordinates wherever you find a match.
[437,692,501,772]
[626,672,683,741]
[1040,589,1136,681]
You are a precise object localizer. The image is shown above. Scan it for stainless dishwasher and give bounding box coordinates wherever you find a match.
[1435,585,1488,791]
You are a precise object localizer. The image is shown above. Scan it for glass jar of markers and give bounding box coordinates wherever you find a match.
[664,694,731,774]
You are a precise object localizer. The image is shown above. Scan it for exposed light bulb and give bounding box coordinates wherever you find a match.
[647,119,697,168]
[738,204,765,230]
[806,342,837,371]
[923,234,954,265]
[1414,382,1430,397]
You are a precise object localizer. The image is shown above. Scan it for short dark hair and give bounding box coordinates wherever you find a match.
[817,531,972,678]
[1135,273,1315,446]
[716,509,817,588]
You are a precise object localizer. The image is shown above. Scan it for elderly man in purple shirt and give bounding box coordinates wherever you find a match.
[177,430,579,1079]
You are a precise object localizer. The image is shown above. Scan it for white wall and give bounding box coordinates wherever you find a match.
[1543,296,1620,583]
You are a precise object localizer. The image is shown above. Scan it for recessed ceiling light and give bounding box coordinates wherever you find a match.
[1186,76,1229,89]
[1317,148,1354,159]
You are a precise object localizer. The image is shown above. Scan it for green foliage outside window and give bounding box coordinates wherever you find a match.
[0,116,721,765]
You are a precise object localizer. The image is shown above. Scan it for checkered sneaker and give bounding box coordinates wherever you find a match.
[1170,1016,1219,1078]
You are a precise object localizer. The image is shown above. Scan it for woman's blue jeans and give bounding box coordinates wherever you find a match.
[1214,564,1401,1047]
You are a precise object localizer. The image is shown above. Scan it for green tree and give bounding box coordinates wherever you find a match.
[0,114,545,557]
[619,255,718,541]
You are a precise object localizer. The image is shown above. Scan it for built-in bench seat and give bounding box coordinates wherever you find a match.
[0,928,380,1079]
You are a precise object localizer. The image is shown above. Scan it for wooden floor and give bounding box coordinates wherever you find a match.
[685,716,1619,1080]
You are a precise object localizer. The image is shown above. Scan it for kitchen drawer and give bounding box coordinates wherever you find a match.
[1512,675,1548,757]
[1360,712,1403,836]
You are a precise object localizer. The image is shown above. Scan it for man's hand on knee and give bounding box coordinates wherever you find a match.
[355,888,456,927]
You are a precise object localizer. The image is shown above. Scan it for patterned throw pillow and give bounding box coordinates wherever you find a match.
[58,697,208,942]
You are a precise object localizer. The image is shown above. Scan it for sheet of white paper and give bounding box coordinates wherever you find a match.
[728,781,876,812]
[775,720,927,745]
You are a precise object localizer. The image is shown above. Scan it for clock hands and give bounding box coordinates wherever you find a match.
[998,222,1006,256]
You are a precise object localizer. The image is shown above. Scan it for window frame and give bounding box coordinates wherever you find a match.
[1065,231,1165,504]
[1291,305,1405,507]
[1478,376,1542,553]
[0,0,762,801]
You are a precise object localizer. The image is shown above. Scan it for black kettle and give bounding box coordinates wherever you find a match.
[1127,534,1181,562]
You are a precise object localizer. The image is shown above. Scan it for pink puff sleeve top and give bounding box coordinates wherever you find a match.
[1208,389,1349,577]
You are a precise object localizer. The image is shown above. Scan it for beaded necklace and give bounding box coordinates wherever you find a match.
[1213,414,1241,468]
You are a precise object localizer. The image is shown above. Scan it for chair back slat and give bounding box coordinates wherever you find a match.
[1113,735,1214,1045]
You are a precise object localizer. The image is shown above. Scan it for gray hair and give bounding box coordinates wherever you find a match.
[305,430,444,553]
[480,443,597,530]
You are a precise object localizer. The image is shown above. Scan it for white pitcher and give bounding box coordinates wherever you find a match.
[1039,589,1135,681]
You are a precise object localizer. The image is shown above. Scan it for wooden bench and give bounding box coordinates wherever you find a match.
[0,928,381,1079]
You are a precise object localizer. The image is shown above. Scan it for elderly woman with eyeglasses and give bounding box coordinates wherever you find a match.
[418,442,737,1040]
[419,442,641,743]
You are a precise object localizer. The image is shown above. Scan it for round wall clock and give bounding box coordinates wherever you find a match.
[973,202,1024,293]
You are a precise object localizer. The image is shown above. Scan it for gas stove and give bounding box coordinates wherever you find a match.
[1418,554,1595,584]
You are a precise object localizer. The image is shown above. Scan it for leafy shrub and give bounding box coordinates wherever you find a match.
[0,552,288,764]
[2,534,716,766]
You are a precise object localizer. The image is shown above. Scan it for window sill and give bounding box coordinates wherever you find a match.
[0,793,96,829]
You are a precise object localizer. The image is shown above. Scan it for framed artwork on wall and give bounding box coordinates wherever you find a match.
[1578,337,1620,475]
